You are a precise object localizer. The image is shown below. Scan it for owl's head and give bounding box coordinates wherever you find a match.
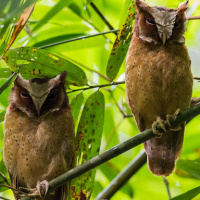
[10,71,69,117]
[135,0,189,44]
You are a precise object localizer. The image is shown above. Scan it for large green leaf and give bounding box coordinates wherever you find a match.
[70,92,84,129]
[106,0,136,80]
[4,47,88,86]
[176,159,200,179]
[69,91,105,200]
[0,68,12,78]
[171,186,200,200]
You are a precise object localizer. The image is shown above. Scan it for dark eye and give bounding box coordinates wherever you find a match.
[146,18,156,25]
[47,91,58,100]
[174,20,181,28]
[21,92,30,98]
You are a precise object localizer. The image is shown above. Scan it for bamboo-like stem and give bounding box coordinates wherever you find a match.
[90,2,117,35]
[95,150,147,199]
[163,176,171,200]
[187,16,200,20]
[19,102,200,200]
[38,29,119,49]
[67,81,125,94]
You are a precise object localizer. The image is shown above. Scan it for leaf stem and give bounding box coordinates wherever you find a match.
[39,29,119,49]
[67,81,125,94]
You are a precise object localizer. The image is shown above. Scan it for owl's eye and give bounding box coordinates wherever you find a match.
[146,18,156,25]
[174,20,181,28]
[47,90,58,100]
[21,92,30,98]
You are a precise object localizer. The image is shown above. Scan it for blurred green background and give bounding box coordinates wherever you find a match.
[0,0,200,199]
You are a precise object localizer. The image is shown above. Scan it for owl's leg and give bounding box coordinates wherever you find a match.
[152,116,166,137]
[166,109,181,131]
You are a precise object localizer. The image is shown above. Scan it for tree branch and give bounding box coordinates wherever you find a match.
[95,150,147,199]
[187,16,200,20]
[19,102,200,200]
[67,81,125,94]
[38,29,119,49]
[90,2,117,35]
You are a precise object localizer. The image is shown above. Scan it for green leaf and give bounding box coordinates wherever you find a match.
[4,47,88,86]
[171,186,200,200]
[0,110,6,123]
[176,159,200,179]
[0,72,17,95]
[69,91,105,200]
[70,92,84,128]
[106,0,136,80]
[0,68,12,78]
[32,0,74,32]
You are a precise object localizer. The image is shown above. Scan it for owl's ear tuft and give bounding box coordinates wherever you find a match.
[14,74,28,87]
[177,0,189,12]
[59,71,67,84]
[135,0,150,12]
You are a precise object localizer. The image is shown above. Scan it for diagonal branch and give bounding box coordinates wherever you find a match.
[19,102,200,200]
[90,2,117,35]
[95,150,147,199]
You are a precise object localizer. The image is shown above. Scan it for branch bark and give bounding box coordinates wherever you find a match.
[95,150,147,199]
[20,102,200,200]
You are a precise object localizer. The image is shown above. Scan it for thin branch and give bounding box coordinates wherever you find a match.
[0,172,10,186]
[95,150,147,199]
[163,176,171,200]
[39,29,119,49]
[90,2,117,36]
[67,81,125,94]
[19,102,200,200]
[187,16,200,20]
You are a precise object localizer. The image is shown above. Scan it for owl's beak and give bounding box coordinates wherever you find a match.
[32,96,47,116]
[162,33,167,45]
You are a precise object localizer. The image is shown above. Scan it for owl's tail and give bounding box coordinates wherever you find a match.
[143,126,184,176]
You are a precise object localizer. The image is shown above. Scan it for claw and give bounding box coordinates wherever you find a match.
[152,116,166,138]
[36,180,49,197]
[166,109,182,131]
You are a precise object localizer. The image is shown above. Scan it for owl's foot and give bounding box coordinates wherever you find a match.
[36,180,49,197]
[166,109,181,131]
[152,116,166,138]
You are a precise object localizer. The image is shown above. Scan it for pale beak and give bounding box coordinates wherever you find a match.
[32,96,47,116]
[162,33,167,45]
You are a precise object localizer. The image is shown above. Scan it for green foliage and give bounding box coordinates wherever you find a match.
[4,47,88,86]
[69,91,105,199]
[106,1,136,80]
[176,159,200,179]
[0,0,200,199]
[171,186,200,200]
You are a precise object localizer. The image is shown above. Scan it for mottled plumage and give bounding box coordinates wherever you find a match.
[126,0,193,176]
[4,72,75,199]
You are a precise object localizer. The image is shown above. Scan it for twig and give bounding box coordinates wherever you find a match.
[0,184,27,195]
[19,102,200,200]
[67,81,125,94]
[163,176,171,200]
[0,172,10,186]
[187,16,200,20]
[38,29,119,49]
[95,150,147,199]
[90,2,117,35]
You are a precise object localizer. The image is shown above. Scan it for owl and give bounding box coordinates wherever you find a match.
[125,0,193,176]
[3,71,75,199]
